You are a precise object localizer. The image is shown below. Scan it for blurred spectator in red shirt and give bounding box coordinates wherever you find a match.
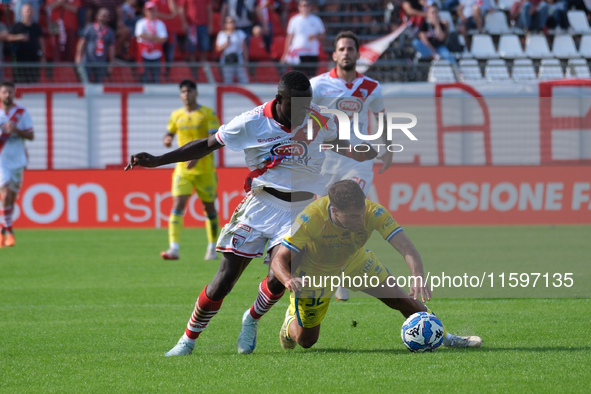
[178,0,213,62]
[154,0,178,77]
[47,0,82,62]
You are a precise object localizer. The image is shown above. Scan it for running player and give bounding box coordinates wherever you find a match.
[273,180,482,350]
[310,31,392,301]
[161,79,221,261]
[125,71,377,356]
[0,81,34,248]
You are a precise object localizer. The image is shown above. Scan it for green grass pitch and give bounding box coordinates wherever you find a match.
[1,226,590,393]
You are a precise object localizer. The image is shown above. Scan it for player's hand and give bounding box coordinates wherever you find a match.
[379,150,393,174]
[124,152,160,170]
[186,159,198,169]
[409,280,432,302]
[286,276,308,292]
[163,134,173,147]
[4,122,16,134]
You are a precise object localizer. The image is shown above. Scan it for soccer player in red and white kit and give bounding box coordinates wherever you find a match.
[125,71,376,356]
[0,81,34,247]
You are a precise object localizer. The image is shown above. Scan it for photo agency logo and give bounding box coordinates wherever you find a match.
[305,102,418,153]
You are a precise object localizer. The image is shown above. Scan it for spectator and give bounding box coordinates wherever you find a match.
[442,0,459,12]
[546,0,568,31]
[154,0,178,76]
[511,0,548,34]
[76,7,115,83]
[47,0,83,62]
[413,4,456,63]
[256,0,272,52]
[216,15,249,83]
[458,0,490,40]
[135,1,167,83]
[220,0,258,43]
[10,3,45,83]
[85,0,131,58]
[0,22,10,82]
[401,0,427,27]
[281,0,325,77]
[13,0,42,23]
[177,0,213,63]
[122,0,142,34]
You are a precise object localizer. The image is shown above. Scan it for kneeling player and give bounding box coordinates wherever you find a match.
[271,180,482,350]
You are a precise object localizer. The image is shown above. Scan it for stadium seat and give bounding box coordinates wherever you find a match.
[470,34,499,59]
[459,59,484,81]
[428,59,456,82]
[271,36,286,60]
[485,59,511,82]
[253,63,281,83]
[525,34,553,59]
[212,13,222,36]
[567,58,591,77]
[498,34,526,59]
[579,35,591,58]
[269,10,286,36]
[512,58,537,81]
[249,35,272,61]
[538,58,564,80]
[485,12,511,35]
[552,35,581,58]
[567,10,591,34]
[497,0,518,11]
[439,11,456,32]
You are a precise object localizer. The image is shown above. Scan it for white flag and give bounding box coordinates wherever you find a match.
[356,23,409,74]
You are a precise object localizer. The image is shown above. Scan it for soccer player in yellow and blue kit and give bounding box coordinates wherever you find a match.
[273,180,482,350]
[161,79,221,261]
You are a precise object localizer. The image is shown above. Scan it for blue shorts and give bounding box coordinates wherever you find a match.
[186,25,210,53]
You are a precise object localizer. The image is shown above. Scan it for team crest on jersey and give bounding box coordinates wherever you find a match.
[232,234,246,248]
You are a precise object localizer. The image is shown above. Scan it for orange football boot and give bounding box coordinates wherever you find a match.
[4,232,15,247]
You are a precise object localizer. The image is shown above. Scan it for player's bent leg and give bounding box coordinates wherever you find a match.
[289,320,321,349]
[162,194,190,260]
[237,248,286,354]
[166,253,252,356]
[202,201,219,261]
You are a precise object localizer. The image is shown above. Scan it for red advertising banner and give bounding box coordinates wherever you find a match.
[12,166,591,228]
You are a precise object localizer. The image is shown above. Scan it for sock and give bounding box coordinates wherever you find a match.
[0,206,13,233]
[168,210,183,250]
[285,315,296,340]
[185,286,224,340]
[249,276,285,320]
[205,212,219,244]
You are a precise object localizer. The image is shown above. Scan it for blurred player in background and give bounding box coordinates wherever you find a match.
[273,180,482,350]
[161,79,220,261]
[310,31,392,301]
[0,81,34,247]
[126,71,377,356]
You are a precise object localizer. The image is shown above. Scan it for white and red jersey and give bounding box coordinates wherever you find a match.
[215,99,337,195]
[0,105,33,170]
[311,68,385,193]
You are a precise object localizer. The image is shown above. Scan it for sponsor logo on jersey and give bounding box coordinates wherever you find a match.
[374,207,385,217]
[336,98,363,113]
[359,258,375,275]
[257,136,282,143]
[236,223,252,233]
[299,214,310,223]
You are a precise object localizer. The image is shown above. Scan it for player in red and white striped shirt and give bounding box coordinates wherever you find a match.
[0,81,35,247]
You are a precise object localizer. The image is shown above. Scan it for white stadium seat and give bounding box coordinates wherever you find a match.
[567,58,590,78]
[579,35,591,58]
[498,34,526,59]
[485,59,511,81]
[459,59,484,81]
[512,58,537,81]
[567,10,591,34]
[471,34,499,59]
[552,35,581,58]
[439,11,456,33]
[538,58,564,80]
[485,12,512,35]
[428,60,457,82]
[525,34,553,59]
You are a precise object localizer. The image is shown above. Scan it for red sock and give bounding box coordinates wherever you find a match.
[1,206,13,233]
[185,286,224,340]
[249,276,285,319]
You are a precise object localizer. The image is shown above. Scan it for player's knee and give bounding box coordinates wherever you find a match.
[297,337,318,349]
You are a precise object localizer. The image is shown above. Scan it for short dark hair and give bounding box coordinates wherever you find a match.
[277,71,310,95]
[328,180,366,211]
[0,81,15,89]
[334,31,360,52]
[179,79,197,90]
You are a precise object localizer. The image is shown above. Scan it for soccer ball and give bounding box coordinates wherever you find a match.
[401,312,445,352]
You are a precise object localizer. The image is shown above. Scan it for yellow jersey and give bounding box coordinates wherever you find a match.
[282,197,403,276]
[167,105,220,175]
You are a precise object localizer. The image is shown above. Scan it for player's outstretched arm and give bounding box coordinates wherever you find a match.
[125,134,222,170]
[388,231,432,302]
[270,245,304,292]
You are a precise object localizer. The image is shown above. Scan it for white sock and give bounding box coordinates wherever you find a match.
[207,242,216,249]
[442,333,453,346]
[170,242,179,250]
[181,333,196,346]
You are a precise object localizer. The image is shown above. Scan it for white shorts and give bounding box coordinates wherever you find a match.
[322,151,374,195]
[216,188,313,261]
[0,166,24,192]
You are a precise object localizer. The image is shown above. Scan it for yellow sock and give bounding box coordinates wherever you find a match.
[285,316,295,340]
[169,211,184,248]
[205,214,219,244]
